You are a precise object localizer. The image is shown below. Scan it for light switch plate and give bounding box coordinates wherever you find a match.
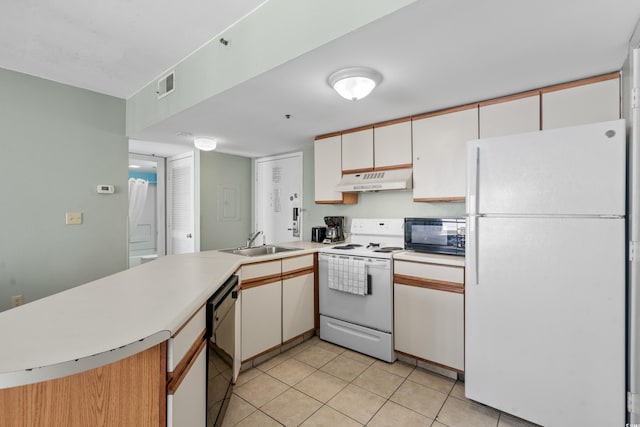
[66,212,82,225]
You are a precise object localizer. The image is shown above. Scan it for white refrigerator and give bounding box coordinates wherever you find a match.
[465,119,627,427]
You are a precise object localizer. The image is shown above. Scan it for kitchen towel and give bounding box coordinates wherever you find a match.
[327,256,367,295]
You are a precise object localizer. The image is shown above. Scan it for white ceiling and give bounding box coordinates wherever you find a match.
[4,1,640,158]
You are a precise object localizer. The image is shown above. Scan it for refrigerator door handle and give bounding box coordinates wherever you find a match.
[467,145,480,216]
[468,215,479,285]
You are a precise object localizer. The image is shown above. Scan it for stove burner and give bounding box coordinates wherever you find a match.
[373,247,404,253]
[367,243,381,249]
[333,244,362,250]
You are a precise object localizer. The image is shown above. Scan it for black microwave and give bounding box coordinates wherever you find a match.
[404,218,466,256]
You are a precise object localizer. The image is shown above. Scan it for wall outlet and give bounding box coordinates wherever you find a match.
[11,295,24,307]
[65,212,82,225]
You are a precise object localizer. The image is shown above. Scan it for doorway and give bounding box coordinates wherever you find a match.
[167,151,197,254]
[255,152,303,244]
[128,153,166,267]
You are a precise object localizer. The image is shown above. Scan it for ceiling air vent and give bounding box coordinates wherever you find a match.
[157,71,175,99]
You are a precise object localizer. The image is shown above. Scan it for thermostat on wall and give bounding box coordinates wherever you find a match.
[97,185,115,194]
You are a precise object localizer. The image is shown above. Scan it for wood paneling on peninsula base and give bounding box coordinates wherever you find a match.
[0,343,166,427]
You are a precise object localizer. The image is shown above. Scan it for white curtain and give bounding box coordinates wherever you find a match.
[128,178,149,233]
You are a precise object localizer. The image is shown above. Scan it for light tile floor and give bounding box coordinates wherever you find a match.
[223,337,540,427]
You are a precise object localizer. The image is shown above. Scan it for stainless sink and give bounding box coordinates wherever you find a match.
[220,245,302,257]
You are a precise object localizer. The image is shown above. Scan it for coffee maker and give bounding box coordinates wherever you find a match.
[323,216,345,243]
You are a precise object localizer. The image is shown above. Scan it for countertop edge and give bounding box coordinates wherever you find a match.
[0,242,327,388]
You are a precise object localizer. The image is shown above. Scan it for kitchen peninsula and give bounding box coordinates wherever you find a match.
[0,241,325,426]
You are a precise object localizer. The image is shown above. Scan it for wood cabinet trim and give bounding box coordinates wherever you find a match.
[342,193,358,204]
[282,329,315,346]
[394,274,464,293]
[540,71,620,94]
[413,196,465,203]
[341,124,374,135]
[167,334,206,395]
[282,267,314,281]
[342,167,375,175]
[395,258,466,271]
[241,343,282,363]
[412,103,479,121]
[315,193,358,204]
[315,72,618,142]
[374,117,412,127]
[315,131,341,140]
[240,273,282,289]
[373,163,413,172]
[394,350,464,374]
[172,303,206,338]
[478,90,541,107]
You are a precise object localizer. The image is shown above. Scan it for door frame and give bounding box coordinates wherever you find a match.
[166,150,200,254]
[253,152,303,244]
[127,152,166,264]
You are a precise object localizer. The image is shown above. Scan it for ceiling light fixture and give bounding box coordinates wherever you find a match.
[194,137,217,151]
[328,67,383,101]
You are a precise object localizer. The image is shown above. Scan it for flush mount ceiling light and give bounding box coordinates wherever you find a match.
[194,137,217,151]
[328,67,383,101]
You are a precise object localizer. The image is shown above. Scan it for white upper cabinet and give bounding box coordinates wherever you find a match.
[479,93,540,138]
[341,127,374,172]
[314,135,357,204]
[412,106,479,201]
[542,76,620,130]
[374,120,412,169]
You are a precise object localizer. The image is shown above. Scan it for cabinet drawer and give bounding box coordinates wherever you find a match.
[394,260,464,285]
[282,254,313,274]
[168,305,206,372]
[241,260,281,281]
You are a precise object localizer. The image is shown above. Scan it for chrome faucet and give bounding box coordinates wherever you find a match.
[246,230,263,248]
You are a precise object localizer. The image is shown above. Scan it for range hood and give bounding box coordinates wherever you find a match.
[336,168,413,192]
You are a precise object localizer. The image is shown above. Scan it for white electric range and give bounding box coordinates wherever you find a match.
[318,218,404,362]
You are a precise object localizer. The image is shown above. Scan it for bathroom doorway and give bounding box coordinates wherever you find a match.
[128,153,166,267]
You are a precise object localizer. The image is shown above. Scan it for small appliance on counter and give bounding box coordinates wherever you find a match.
[323,216,345,243]
[404,217,466,256]
[311,226,327,243]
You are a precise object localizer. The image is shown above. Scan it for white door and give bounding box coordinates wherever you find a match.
[167,152,195,254]
[255,153,303,244]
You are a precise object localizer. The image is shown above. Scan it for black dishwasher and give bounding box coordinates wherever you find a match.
[206,274,238,427]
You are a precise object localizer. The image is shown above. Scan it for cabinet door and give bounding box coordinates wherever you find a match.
[341,127,374,172]
[314,135,357,204]
[167,343,207,427]
[241,281,282,361]
[479,94,540,138]
[412,107,478,201]
[168,305,206,371]
[394,283,464,371]
[542,77,619,129]
[374,120,412,169]
[282,272,315,342]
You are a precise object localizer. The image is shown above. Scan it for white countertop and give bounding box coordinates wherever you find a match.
[0,241,325,388]
[393,251,466,267]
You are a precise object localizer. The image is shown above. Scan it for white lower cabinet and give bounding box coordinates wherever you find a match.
[282,272,314,342]
[241,280,282,360]
[167,343,207,427]
[166,305,207,427]
[394,258,465,372]
[240,254,315,362]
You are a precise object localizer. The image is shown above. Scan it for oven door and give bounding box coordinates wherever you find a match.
[318,253,392,332]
